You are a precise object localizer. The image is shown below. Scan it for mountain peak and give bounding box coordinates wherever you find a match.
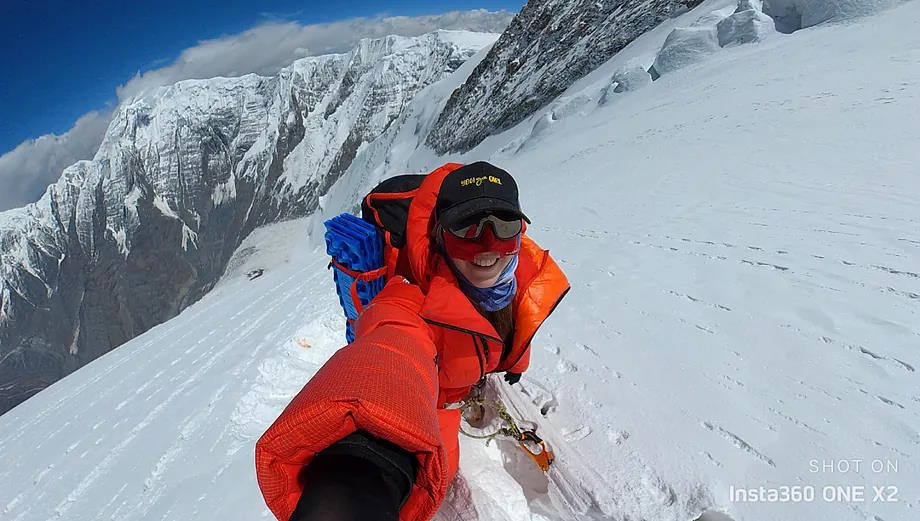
[0,29,498,415]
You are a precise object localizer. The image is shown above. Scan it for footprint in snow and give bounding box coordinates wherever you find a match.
[542,344,561,355]
[556,359,578,374]
[575,342,599,357]
[606,429,629,445]
[560,425,592,442]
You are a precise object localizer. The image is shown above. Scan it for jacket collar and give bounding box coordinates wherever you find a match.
[418,255,503,341]
[418,240,569,350]
[407,163,571,353]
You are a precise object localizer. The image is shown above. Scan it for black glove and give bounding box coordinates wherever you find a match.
[504,371,522,385]
[289,431,416,521]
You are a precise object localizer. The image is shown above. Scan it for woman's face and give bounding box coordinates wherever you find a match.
[450,252,514,288]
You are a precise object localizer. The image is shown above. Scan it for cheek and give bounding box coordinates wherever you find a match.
[452,259,470,273]
[451,259,474,278]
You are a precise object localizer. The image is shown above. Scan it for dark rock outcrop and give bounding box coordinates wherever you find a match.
[425,0,703,153]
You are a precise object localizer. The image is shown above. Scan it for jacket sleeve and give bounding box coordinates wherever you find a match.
[255,278,448,521]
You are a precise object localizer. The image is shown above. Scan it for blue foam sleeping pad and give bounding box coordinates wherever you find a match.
[324,213,385,342]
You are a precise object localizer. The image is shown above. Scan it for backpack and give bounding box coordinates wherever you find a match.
[360,173,428,282]
[325,174,426,342]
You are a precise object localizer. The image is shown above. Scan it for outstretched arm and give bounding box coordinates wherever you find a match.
[255,278,448,521]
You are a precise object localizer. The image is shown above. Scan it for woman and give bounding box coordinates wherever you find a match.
[255,162,569,521]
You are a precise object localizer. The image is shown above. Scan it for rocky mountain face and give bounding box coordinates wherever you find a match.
[0,31,491,415]
[426,0,703,153]
[0,0,711,415]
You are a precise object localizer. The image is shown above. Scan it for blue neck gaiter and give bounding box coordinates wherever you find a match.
[442,243,519,312]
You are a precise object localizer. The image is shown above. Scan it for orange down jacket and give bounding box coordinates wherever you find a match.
[255,163,570,521]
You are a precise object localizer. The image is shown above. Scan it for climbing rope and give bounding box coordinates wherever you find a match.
[457,393,555,472]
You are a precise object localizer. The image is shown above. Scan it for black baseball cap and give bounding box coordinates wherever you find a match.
[435,161,530,229]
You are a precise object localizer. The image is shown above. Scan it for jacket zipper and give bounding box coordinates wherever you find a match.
[421,318,502,343]
[472,334,485,383]
[422,318,497,383]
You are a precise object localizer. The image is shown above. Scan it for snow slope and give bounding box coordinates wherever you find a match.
[2,1,918,520]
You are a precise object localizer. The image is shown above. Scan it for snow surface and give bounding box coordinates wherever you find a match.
[2,1,919,520]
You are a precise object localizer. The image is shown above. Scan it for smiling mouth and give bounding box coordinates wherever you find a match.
[472,253,500,268]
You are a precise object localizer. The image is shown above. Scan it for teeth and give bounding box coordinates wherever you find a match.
[472,255,499,267]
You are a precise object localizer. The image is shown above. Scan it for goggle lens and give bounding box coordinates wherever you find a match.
[448,214,522,240]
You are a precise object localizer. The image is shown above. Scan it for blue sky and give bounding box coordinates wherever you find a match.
[0,0,520,155]
[0,0,520,211]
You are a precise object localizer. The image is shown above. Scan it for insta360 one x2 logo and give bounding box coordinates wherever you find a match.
[729,459,901,505]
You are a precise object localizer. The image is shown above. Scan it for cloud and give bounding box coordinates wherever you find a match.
[0,9,514,212]
[258,9,307,22]
[0,110,112,212]
[116,9,514,101]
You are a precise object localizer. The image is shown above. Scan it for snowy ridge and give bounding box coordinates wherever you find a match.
[0,30,497,415]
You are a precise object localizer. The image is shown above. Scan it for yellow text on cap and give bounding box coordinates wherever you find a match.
[461,175,503,187]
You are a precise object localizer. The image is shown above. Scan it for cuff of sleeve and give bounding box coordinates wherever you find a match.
[318,430,418,507]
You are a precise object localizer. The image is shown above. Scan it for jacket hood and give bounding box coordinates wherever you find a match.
[405,163,465,290]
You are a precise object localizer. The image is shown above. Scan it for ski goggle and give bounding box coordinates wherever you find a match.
[441,225,520,262]
[446,213,523,241]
